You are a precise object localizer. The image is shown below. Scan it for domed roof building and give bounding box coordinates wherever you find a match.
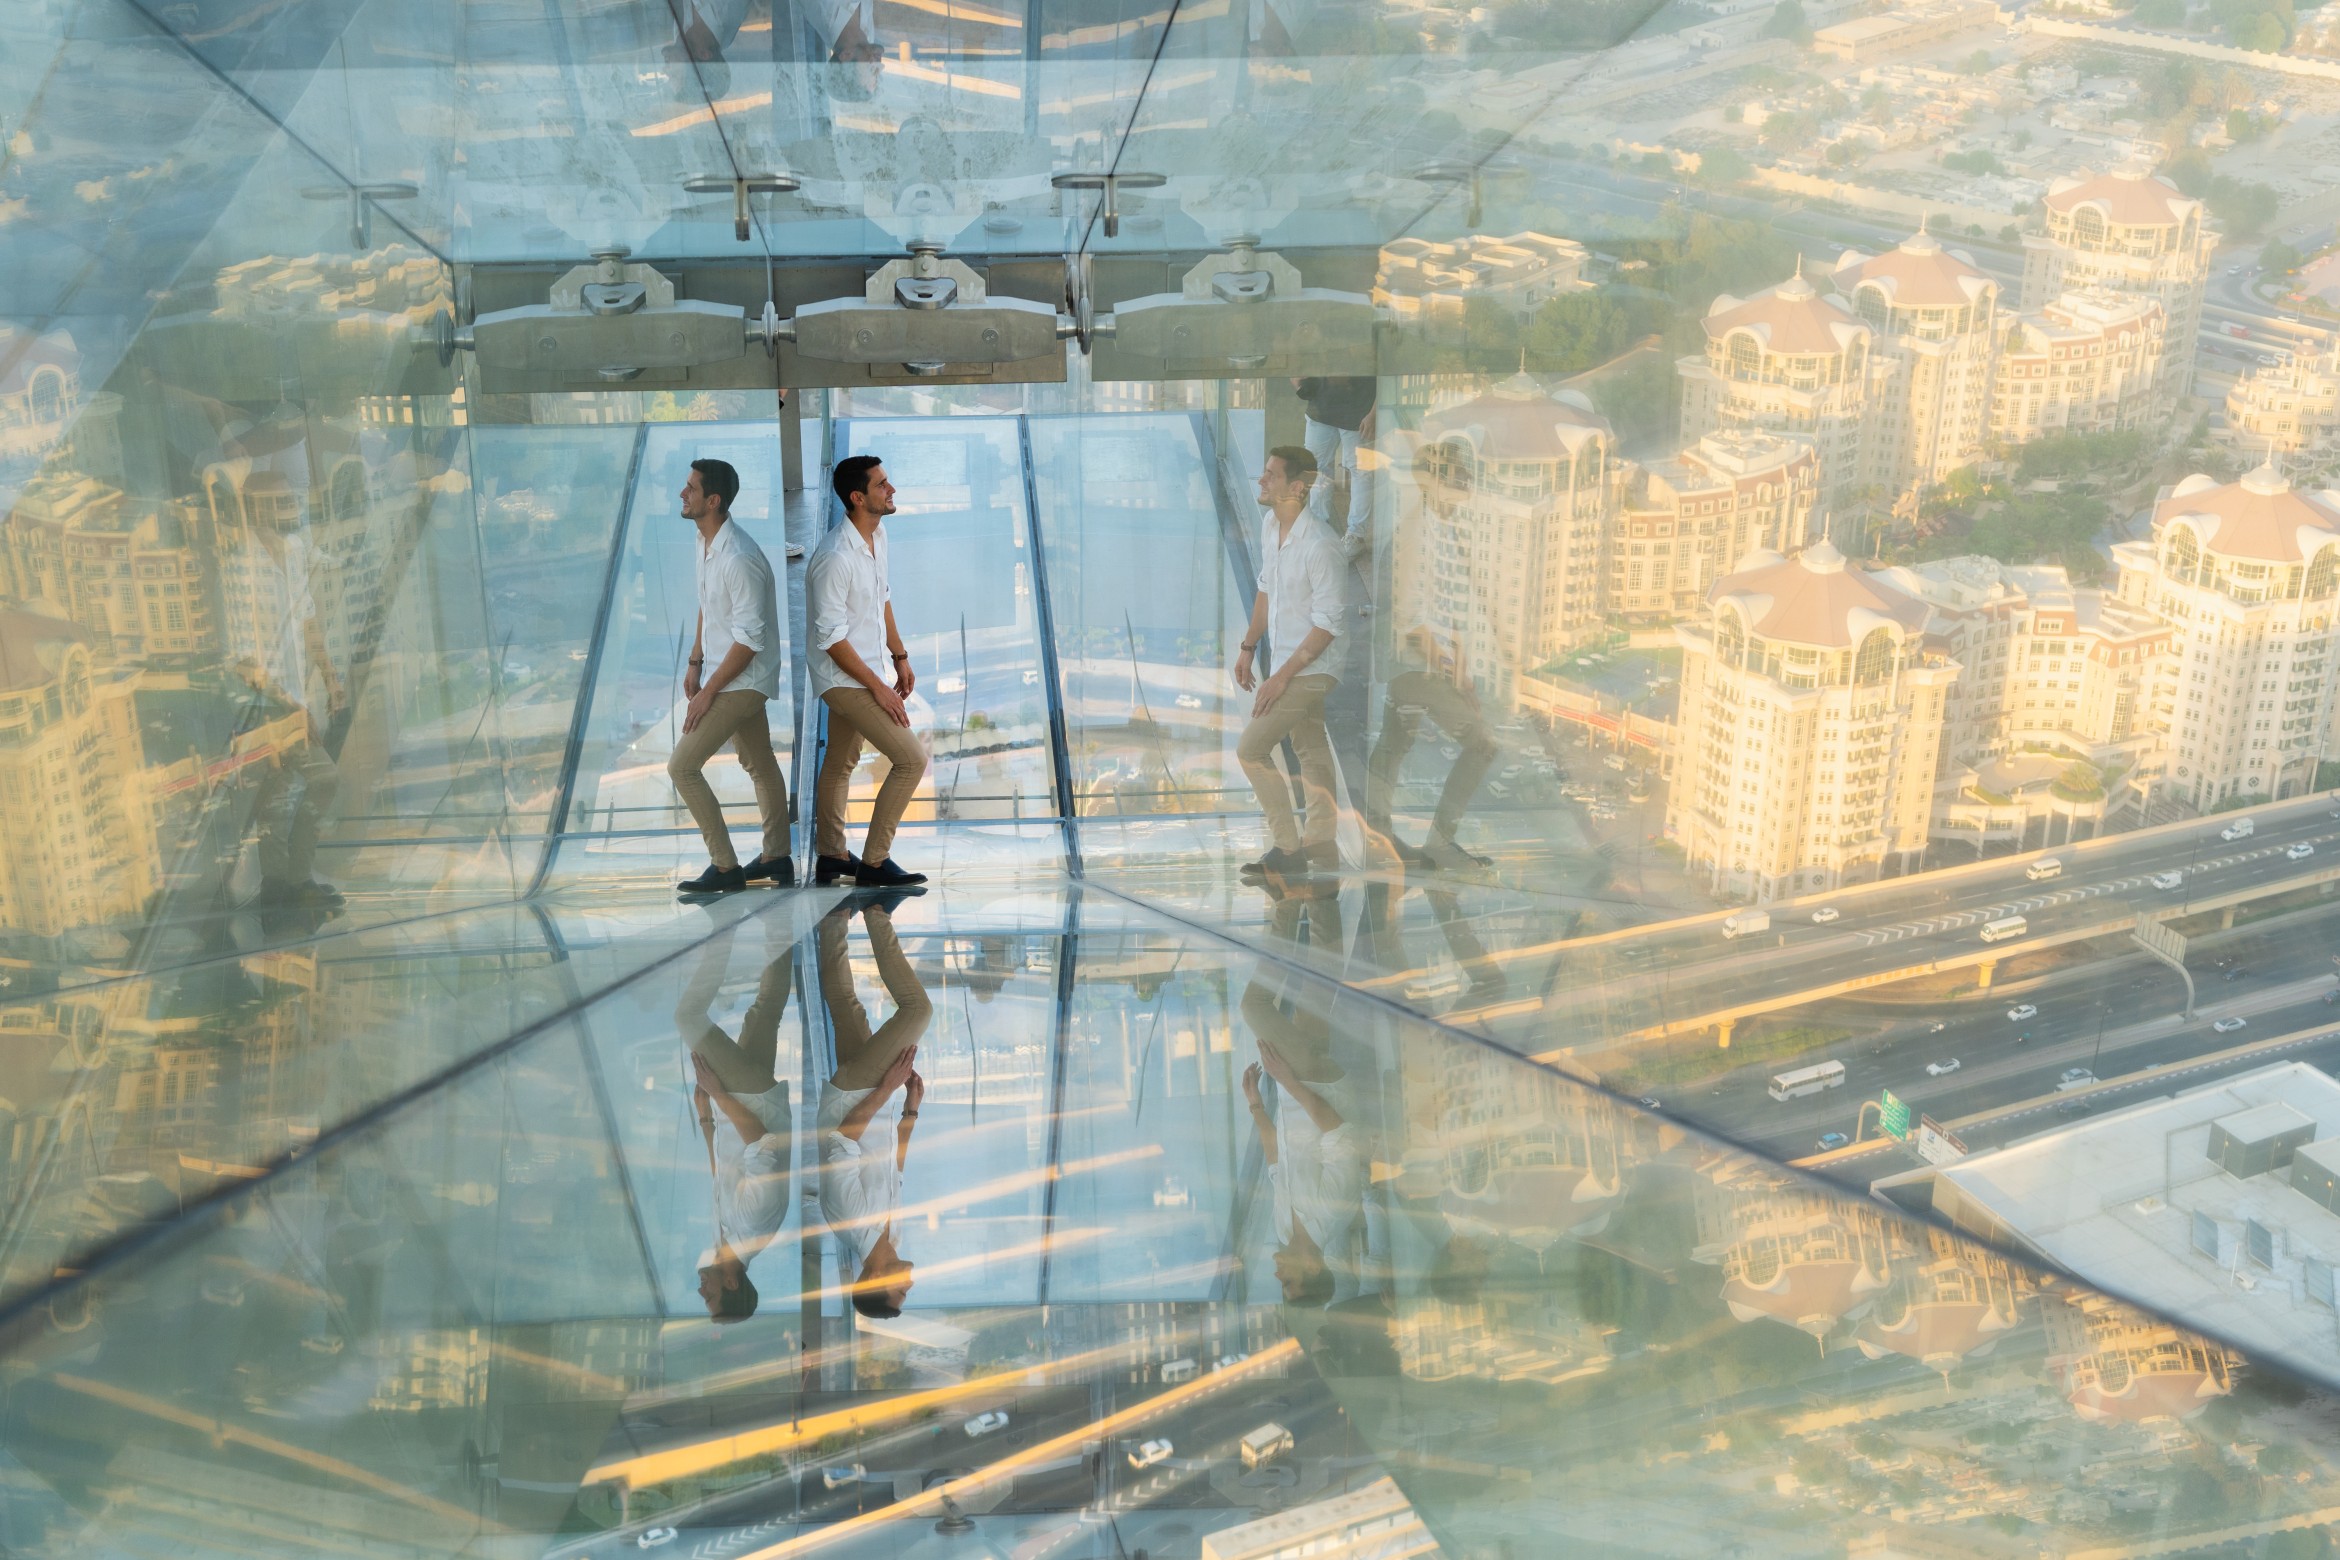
[2024,167,2214,415]
[1832,230,2000,496]
[1670,541,1958,900]
[1680,262,1883,506]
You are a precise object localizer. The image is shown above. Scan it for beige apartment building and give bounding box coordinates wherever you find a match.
[1887,555,2172,845]
[2111,465,2340,809]
[1609,429,1820,622]
[3,471,216,663]
[1669,541,1957,900]
[2022,169,2213,414]
[1408,375,1623,708]
[1833,231,1999,497]
[0,611,158,937]
[1679,265,1881,505]
[1987,290,2165,445]
[2225,340,2340,470]
[1373,232,1590,325]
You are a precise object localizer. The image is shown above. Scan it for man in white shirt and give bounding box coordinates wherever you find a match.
[1233,446,1345,881]
[682,926,796,1322]
[806,455,928,890]
[815,899,931,1320]
[229,496,345,914]
[671,458,793,895]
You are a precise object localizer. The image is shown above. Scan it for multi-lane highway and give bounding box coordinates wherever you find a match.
[1444,792,2340,1055]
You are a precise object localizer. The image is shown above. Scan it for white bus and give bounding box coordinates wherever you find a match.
[1769,1060,1847,1101]
[1980,915,2029,943]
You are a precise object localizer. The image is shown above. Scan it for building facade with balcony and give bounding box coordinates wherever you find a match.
[1987,289,2166,446]
[1669,540,1958,900]
[1609,429,1820,623]
[1679,265,1882,507]
[2021,169,2213,415]
[1833,231,1999,497]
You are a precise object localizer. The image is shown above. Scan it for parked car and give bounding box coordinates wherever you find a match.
[1926,1058,1962,1076]
[1811,907,1840,924]
[1816,1132,1850,1151]
[2007,1004,2038,1022]
[1928,1021,1948,1034]
[2214,1017,2248,1033]
[1638,1095,1661,1111]
[822,1465,865,1490]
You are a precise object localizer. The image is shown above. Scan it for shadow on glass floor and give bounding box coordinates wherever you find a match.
[0,884,2333,1558]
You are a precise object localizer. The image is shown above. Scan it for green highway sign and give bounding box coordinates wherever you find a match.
[1879,1089,1912,1142]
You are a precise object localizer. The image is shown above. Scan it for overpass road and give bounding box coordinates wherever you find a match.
[1438,792,2340,1056]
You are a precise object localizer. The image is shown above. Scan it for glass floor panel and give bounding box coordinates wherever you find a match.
[7,879,2340,1559]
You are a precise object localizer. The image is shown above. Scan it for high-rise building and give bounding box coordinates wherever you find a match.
[1679,264,1881,506]
[4,471,215,663]
[1373,232,1591,326]
[1986,289,2165,446]
[0,610,158,936]
[1408,374,1623,708]
[1832,231,1999,497]
[0,326,81,474]
[1887,555,2172,841]
[2110,464,2340,809]
[2224,340,2340,469]
[2022,169,2213,414]
[1609,429,1820,622]
[1669,541,1957,899]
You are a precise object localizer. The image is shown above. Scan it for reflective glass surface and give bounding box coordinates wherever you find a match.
[19,0,2340,1548]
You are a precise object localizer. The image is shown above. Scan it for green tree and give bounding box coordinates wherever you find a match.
[1589,357,1678,444]
[2260,1442,2310,1477]
[1525,292,1643,373]
[2163,145,2214,196]
[2135,0,2186,24]
[1696,145,1753,185]
[1762,0,1810,39]
[2263,237,2305,272]
[2244,9,2290,46]
[2208,174,2281,233]
[1960,48,1994,71]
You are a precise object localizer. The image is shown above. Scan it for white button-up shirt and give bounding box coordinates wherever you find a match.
[1259,511,1344,681]
[806,520,891,699]
[697,519,783,700]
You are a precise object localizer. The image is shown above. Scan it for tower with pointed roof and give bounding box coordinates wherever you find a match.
[1669,540,1959,899]
[2112,463,2340,809]
[1679,264,1882,511]
[1832,230,2000,498]
[2024,168,2215,416]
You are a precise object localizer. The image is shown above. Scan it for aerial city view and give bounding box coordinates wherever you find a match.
[27,0,2340,1553]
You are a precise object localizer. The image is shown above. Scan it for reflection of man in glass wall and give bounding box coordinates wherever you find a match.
[817,899,932,1320]
[1366,622,1497,874]
[229,478,343,913]
[808,456,928,890]
[673,458,792,896]
[1242,964,1370,1308]
[1294,377,1376,554]
[682,927,796,1321]
[1234,448,1345,882]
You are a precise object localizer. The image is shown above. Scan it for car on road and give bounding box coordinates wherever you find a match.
[1810,907,1840,924]
[2152,871,2184,890]
[2214,1016,2248,1033]
[1928,1021,1948,1034]
[965,1412,1011,1438]
[638,1529,679,1548]
[2007,1004,2038,1022]
[1638,1095,1662,1111]
[2056,1099,2093,1118]
[1816,1132,1851,1150]
[2224,967,2250,982]
[2291,842,2317,860]
[1128,1439,1175,1470]
[2223,819,2257,842]
[822,1466,865,1490]
[2016,1032,2033,1044]
[2326,989,2340,1006]
[1926,1058,1962,1076]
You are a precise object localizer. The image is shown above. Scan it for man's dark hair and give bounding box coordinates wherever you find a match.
[691,457,740,514]
[851,1285,904,1321]
[1267,445,1319,485]
[707,1267,759,1322]
[833,454,883,510]
[1283,1259,1336,1309]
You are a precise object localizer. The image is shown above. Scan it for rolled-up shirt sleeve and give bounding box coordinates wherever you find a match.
[726,553,770,653]
[808,551,854,652]
[1304,532,1343,637]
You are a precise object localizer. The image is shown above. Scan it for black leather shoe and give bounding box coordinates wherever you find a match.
[853,857,928,888]
[859,887,920,918]
[814,854,860,886]
[742,855,795,886]
[1239,846,1304,879]
[677,862,748,894]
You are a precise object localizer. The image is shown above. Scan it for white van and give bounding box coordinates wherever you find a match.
[2151,870,2184,890]
[2025,857,2063,882]
[1981,915,2029,943]
[2222,818,2256,842]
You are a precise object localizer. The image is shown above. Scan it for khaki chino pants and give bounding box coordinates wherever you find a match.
[816,687,929,864]
[667,688,790,870]
[1236,672,1339,853]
